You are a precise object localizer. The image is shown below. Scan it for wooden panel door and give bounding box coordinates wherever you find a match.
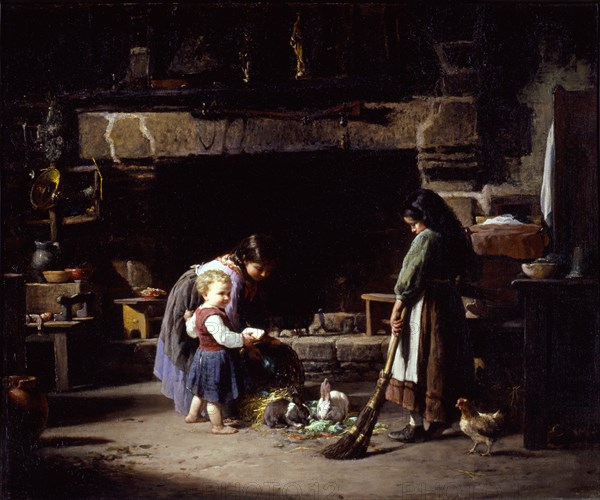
[553,86,599,276]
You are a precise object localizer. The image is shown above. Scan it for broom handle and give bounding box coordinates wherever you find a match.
[382,306,408,376]
[363,306,408,411]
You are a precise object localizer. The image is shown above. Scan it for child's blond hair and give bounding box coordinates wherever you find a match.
[195,269,232,296]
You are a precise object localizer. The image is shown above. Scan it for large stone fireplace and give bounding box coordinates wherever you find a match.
[75,90,485,322]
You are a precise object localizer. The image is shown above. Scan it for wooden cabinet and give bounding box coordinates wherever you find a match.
[513,278,600,449]
[514,86,600,449]
[553,86,598,276]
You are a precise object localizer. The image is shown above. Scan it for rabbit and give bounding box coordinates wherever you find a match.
[316,378,349,423]
[264,390,310,429]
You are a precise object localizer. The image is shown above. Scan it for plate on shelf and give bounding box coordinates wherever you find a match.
[139,287,167,298]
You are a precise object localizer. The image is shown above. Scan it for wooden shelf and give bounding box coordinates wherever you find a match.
[25,214,98,226]
[25,163,101,229]
[62,76,417,114]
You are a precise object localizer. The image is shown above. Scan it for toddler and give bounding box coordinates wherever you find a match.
[185,269,257,434]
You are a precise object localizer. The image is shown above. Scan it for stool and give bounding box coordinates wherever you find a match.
[113,297,166,339]
[360,293,396,336]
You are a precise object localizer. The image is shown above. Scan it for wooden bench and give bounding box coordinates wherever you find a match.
[113,297,166,339]
[25,319,92,392]
[25,292,98,392]
[360,293,396,336]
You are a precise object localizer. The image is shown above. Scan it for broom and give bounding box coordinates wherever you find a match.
[322,307,408,459]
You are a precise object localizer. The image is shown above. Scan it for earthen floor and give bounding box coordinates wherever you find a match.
[6,380,600,499]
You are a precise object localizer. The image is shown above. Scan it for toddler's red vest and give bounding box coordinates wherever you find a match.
[195,306,235,352]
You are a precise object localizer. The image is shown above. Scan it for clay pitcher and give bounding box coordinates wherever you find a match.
[31,240,61,282]
[3,375,49,452]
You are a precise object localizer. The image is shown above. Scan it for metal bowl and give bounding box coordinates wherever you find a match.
[521,262,558,279]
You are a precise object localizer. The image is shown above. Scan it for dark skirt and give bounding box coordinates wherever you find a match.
[153,268,201,414]
[385,282,474,424]
[187,348,246,404]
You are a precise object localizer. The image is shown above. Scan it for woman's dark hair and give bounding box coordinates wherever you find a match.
[231,234,279,267]
[402,189,477,279]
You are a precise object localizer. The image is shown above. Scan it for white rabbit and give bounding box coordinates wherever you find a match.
[316,378,349,423]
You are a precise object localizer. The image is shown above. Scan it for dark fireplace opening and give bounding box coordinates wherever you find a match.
[149,150,419,326]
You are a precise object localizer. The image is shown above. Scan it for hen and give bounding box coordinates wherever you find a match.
[456,397,505,456]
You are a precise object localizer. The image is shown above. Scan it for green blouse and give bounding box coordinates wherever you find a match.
[393,228,444,305]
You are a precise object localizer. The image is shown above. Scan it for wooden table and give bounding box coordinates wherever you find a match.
[360,293,395,336]
[113,297,167,339]
[512,278,600,449]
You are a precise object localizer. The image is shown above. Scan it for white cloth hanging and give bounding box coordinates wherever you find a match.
[541,121,555,229]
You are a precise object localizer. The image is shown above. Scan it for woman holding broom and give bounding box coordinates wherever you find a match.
[322,188,477,460]
[386,188,476,443]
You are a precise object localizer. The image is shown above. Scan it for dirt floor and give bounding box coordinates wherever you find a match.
[5,380,600,499]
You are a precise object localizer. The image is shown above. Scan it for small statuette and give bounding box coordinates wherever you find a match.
[290,13,309,80]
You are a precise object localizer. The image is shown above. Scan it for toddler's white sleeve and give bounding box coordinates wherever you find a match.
[185,312,198,338]
[204,315,244,348]
[242,327,265,340]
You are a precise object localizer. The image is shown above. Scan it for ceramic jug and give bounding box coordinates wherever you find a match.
[31,240,60,282]
[3,375,49,453]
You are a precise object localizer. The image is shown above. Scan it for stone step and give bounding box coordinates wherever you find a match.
[102,318,524,386]
[279,334,389,382]
[102,333,391,385]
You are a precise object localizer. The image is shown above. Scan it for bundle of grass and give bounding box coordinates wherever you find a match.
[239,387,296,426]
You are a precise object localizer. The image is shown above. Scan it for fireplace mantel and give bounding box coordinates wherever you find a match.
[61,75,417,114]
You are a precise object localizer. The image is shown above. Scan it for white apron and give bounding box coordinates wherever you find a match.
[388,295,424,383]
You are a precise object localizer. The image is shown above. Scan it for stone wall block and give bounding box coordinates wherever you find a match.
[420,178,479,192]
[416,98,478,150]
[323,312,356,333]
[302,361,339,373]
[146,113,223,157]
[335,335,385,362]
[350,101,430,150]
[308,312,363,334]
[109,116,153,159]
[291,337,336,361]
[304,370,337,382]
[444,196,476,227]
[339,362,380,382]
[79,114,111,159]
[78,99,431,160]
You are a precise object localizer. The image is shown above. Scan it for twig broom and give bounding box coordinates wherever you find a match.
[322,307,408,459]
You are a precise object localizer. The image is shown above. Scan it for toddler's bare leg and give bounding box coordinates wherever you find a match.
[185,396,209,423]
[207,402,238,434]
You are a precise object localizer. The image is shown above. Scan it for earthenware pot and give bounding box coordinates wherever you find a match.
[3,375,49,450]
